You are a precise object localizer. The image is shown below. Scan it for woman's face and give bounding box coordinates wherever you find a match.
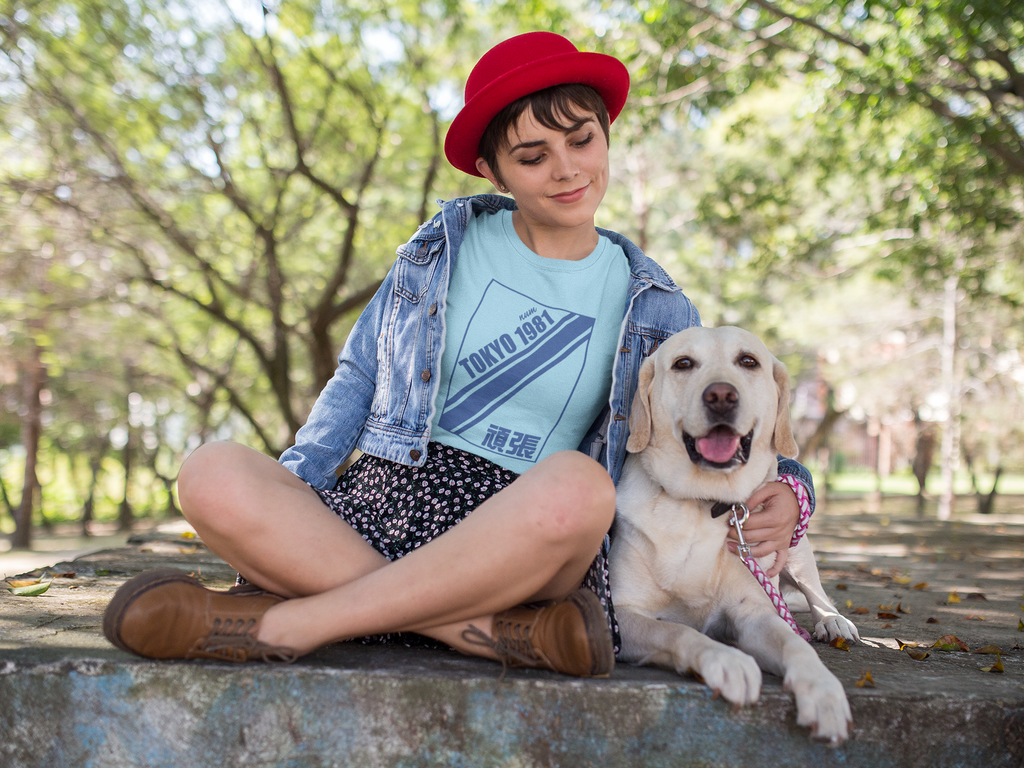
[476,106,609,236]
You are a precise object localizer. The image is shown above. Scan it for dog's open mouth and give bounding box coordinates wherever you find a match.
[683,425,753,468]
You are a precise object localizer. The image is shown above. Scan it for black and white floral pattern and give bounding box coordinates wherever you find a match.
[313,442,619,650]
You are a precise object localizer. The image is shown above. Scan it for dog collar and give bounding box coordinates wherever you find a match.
[710,501,742,518]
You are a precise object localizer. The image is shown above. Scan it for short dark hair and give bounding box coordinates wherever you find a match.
[477,83,611,185]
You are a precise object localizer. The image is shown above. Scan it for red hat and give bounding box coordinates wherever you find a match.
[444,32,630,177]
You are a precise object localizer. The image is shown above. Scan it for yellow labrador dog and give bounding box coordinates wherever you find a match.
[610,326,856,744]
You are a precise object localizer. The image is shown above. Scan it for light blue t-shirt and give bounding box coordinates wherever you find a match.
[429,209,630,475]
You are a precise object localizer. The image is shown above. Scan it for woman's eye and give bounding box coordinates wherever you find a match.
[519,155,543,166]
[573,132,594,148]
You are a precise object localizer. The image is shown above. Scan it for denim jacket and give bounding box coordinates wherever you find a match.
[279,194,814,507]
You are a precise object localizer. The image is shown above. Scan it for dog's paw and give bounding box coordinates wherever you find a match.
[785,670,852,745]
[813,612,861,644]
[686,645,762,707]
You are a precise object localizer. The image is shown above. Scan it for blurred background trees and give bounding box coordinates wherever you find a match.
[1,0,1021,546]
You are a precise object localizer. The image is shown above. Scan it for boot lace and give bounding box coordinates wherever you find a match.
[191,617,299,663]
[462,619,546,679]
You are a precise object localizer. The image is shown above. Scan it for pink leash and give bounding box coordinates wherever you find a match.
[726,502,812,642]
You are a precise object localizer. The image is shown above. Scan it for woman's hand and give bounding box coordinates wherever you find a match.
[725,481,800,577]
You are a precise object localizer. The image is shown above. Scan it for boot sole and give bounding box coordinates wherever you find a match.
[569,589,616,677]
[102,568,200,654]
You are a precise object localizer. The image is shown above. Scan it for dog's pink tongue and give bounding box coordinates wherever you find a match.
[696,431,740,463]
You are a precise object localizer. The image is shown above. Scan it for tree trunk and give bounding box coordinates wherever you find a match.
[12,338,45,549]
[937,269,961,520]
[978,466,1002,515]
[81,451,104,536]
[912,420,936,518]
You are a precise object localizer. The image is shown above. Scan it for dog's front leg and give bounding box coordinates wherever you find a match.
[781,538,861,643]
[732,609,851,744]
[617,608,762,706]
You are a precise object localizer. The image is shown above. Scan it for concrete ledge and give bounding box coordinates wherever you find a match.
[2,509,1023,767]
[1,647,1022,768]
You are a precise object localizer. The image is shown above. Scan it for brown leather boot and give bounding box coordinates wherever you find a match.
[103,568,299,663]
[464,589,614,677]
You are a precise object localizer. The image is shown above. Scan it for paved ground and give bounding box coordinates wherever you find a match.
[1,497,1022,767]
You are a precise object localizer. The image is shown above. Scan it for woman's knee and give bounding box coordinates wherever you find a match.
[177,442,262,529]
[523,451,616,544]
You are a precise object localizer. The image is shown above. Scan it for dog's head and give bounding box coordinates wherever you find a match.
[625,326,798,500]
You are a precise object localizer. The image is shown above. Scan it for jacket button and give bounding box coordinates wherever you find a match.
[421,369,431,382]
[410,449,421,461]
[428,303,437,315]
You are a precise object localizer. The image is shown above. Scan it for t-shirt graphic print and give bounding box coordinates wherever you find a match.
[437,280,595,466]
[428,209,630,476]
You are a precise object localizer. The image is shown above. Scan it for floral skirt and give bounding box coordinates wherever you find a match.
[312,441,619,650]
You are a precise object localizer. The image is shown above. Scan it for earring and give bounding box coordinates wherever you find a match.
[498,184,509,193]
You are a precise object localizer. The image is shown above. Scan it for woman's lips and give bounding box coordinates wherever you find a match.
[550,184,589,203]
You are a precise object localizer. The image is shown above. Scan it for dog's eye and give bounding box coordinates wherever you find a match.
[672,357,694,371]
[738,355,760,369]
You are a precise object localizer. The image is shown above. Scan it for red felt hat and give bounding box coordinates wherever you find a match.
[444,32,630,177]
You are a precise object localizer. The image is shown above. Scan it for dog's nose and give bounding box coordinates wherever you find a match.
[702,382,739,416]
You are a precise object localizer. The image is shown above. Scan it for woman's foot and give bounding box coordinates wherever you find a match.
[103,568,299,663]
[464,589,615,677]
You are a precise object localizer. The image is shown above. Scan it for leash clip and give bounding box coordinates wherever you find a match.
[727,503,751,561]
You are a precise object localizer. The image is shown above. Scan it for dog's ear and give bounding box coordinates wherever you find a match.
[626,355,657,453]
[772,356,799,458]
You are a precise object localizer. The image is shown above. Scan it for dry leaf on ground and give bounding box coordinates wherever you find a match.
[8,581,51,596]
[932,635,970,652]
[972,645,1002,655]
[980,656,1004,673]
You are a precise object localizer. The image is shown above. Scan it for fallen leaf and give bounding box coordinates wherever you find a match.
[845,599,854,609]
[965,593,987,601]
[895,638,919,650]
[180,531,196,539]
[871,568,883,576]
[6,579,40,588]
[932,635,970,652]
[906,649,930,661]
[893,576,912,585]
[8,581,51,596]
[178,545,197,554]
[972,645,1002,655]
[913,582,929,591]
[881,623,892,628]
[854,607,869,614]
[836,583,848,590]
[947,592,961,604]
[855,670,875,688]
[980,656,1004,674]
[926,617,940,624]
[896,602,911,614]
[878,612,898,619]
[54,572,75,579]
[829,637,850,651]
[95,569,110,576]
[879,603,895,611]
[1018,619,1023,632]
[965,615,986,621]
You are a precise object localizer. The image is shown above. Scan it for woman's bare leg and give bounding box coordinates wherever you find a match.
[177,442,615,657]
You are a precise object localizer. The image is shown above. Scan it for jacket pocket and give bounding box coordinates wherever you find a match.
[394,239,444,303]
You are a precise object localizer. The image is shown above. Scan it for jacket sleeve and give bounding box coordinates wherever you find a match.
[777,456,816,525]
[277,265,395,490]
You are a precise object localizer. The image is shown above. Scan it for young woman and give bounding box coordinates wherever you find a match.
[103,32,815,676]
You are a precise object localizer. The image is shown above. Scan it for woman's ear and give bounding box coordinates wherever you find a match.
[475,157,506,193]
